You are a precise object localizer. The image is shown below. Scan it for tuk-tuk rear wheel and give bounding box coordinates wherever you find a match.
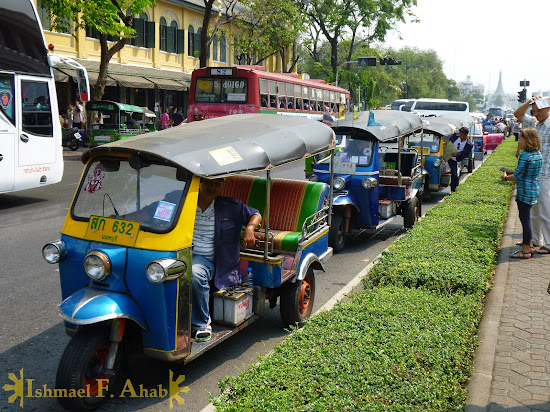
[468,158,474,173]
[280,268,316,328]
[328,213,346,253]
[403,196,419,229]
[56,327,122,411]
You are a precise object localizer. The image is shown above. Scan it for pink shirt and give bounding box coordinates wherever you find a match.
[160,112,170,128]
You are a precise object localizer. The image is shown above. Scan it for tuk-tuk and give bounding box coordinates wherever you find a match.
[87,100,157,146]
[438,113,475,173]
[42,114,335,411]
[310,110,424,253]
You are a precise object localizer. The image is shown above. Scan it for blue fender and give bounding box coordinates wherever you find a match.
[332,192,360,211]
[57,287,148,330]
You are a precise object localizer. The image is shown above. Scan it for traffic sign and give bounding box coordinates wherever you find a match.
[520,80,530,87]
[357,57,377,67]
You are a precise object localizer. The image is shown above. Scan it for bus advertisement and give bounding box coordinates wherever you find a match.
[0,0,90,194]
[187,66,351,123]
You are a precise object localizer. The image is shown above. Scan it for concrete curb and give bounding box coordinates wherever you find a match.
[465,198,516,411]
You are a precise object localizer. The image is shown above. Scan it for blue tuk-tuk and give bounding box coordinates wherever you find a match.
[42,114,335,411]
[439,113,475,173]
[310,110,424,253]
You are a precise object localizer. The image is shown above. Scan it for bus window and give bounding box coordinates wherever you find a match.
[287,84,295,109]
[268,80,277,108]
[295,85,302,110]
[303,86,309,110]
[22,80,53,136]
[323,90,330,111]
[0,74,15,125]
[194,78,247,103]
[260,78,268,108]
[277,82,286,109]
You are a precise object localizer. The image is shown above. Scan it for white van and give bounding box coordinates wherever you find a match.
[408,99,469,117]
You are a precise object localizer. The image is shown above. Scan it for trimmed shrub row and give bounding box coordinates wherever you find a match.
[213,138,518,411]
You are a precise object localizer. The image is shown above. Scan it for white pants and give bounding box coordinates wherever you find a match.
[531,177,550,247]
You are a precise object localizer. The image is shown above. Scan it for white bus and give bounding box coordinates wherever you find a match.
[406,98,469,117]
[0,0,89,194]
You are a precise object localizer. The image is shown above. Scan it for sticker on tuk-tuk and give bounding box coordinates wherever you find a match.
[84,164,105,194]
[85,216,140,247]
[334,161,356,174]
[154,201,176,222]
[209,146,243,166]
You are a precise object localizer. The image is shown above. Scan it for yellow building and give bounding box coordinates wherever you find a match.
[36,0,287,121]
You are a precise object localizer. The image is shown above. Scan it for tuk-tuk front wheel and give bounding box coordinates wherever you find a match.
[56,328,122,411]
[328,213,346,253]
[280,268,316,328]
[468,158,474,173]
[403,197,419,229]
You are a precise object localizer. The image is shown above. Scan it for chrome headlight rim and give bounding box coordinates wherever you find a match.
[362,177,378,189]
[333,176,346,190]
[146,258,187,284]
[83,251,111,281]
[309,174,319,182]
[433,158,442,168]
[42,240,66,264]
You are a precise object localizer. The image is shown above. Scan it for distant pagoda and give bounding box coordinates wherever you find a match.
[489,70,506,107]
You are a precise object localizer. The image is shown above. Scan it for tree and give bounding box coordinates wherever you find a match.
[231,0,305,72]
[42,0,156,101]
[303,0,417,80]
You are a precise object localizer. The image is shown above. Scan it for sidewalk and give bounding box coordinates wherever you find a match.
[467,198,550,411]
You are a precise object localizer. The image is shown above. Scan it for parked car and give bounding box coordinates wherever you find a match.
[482,124,506,152]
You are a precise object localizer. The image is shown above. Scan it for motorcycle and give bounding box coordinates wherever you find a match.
[62,126,82,151]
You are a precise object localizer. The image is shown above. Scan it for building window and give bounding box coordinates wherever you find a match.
[131,13,155,48]
[161,17,184,54]
[187,25,195,57]
[220,36,227,63]
[212,37,218,61]
[195,28,202,58]
[36,1,52,31]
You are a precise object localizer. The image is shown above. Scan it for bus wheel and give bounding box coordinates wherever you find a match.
[56,327,122,411]
[328,213,346,253]
[403,196,419,229]
[280,268,315,328]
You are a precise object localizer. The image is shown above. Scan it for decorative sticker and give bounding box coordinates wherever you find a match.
[0,90,12,110]
[362,147,371,156]
[154,201,176,221]
[84,164,105,194]
[209,146,243,166]
[359,156,368,164]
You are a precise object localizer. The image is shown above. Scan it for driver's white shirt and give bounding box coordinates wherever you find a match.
[193,202,215,260]
[451,138,467,161]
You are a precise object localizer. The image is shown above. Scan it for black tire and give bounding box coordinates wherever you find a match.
[280,268,315,328]
[68,137,79,151]
[403,196,419,229]
[468,158,474,173]
[328,212,346,253]
[56,327,122,411]
[422,177,431,199]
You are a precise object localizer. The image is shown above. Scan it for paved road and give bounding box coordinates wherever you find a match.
[0,148,456,412]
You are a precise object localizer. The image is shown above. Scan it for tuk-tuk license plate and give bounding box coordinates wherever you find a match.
[85,216,140,247]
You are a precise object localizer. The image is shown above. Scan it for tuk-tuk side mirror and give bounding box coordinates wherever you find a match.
[101,159,120,172]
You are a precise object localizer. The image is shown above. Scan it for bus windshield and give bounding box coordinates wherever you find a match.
[0,0,50,75]
[194,78,248,103]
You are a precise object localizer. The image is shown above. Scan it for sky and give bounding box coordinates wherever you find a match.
[380,0,550,96]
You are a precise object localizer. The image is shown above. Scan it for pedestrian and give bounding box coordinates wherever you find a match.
[502,128,543,258]
[514,96,550,253]
[448,126,474,192]
[66,104,73,128]
[511,117,521,141]
[172,107,185,126]
[160,108,170,130]
[73,100,83,129]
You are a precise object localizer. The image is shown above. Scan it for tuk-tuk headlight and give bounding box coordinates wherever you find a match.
[333,177,346,190]
[309,174,319,182]
[42,240,66,264]
[83,251,111,281]
[433,159,441,168]
[146,259,187,284]
[362,177,378,189]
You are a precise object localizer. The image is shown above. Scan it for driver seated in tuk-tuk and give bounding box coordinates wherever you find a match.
[191,178,262,341]
[344,139,369,157]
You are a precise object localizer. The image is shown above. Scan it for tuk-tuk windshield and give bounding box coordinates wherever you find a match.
[73,158,189,232]
[406,134,441,154]
[331,136,373,165]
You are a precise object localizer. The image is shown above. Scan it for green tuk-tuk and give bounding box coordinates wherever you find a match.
[87,100,157,146]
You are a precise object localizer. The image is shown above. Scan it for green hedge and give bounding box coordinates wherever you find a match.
[213,138,518,411]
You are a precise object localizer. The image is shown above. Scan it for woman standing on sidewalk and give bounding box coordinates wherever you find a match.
[502,128,543,258]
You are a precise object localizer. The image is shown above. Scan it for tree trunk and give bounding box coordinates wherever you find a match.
[199,0,216,68]
[93,35,128,101]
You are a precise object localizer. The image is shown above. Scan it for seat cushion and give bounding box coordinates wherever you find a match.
[271,230,302,252]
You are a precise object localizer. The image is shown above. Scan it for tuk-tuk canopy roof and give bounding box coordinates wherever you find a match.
[141,107,156,118]
[331,110,422,141]
[437,113,475,129]
[421,116,460,136]
[86,100,144,113]
[81,114,336,178]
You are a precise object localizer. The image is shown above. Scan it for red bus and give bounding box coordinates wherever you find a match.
[187,65,351,122]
